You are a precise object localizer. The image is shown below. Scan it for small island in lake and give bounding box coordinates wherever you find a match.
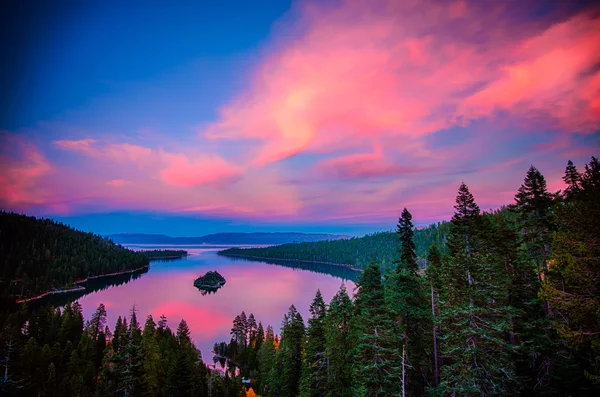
[193,271,226,293]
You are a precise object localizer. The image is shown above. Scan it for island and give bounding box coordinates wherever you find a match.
[193,270,226,293]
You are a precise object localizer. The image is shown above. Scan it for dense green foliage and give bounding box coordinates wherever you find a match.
[193,271,226,290]
[0,302,246,396]
[141,250,188,259]
[211,156,600,396]
[0,212,148,301]
[220,221,450,270]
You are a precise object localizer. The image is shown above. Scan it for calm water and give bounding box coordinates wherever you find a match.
[74,246,358,362]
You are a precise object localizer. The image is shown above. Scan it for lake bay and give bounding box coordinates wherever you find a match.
[74,246,358,363]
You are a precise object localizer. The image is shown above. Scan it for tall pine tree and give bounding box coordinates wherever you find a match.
[515,165,555,282]
[385,208,429,396]
[325,284,354,397]
[300,290,328,397]
[438,183,517,395]
[354,262,397,396]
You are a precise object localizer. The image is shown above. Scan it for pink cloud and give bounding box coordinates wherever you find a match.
[460,11,600,132]
[159,152,243,187]
[106,179,130,187]
[315,145,431,179]
[55,138,241,188]
[54,139,153,165]
[202,0,599,168]
[0,132,54,209]
[54,138,98,153]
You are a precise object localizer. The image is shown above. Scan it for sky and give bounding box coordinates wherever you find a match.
[1,0,599,236]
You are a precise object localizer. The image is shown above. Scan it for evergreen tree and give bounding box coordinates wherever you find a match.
[115,306,146,397]
[277,305,305,397]
[257,325,277,396]
[438,183,517,395]
[325,284,354,397]
[353,262,397,396]
[397,208,418,270]
[167,319,207,396]
[563,160,582,201]
[515,165,555,282]
[86,303,107,340]
[300,289,328,397]
[142,315,162,396]
[385,207,429,396]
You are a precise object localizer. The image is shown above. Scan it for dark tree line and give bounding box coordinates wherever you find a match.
[220,222,450,270]
[0,212,149,302]
[0,302,244,396]
[141,250,188,259]
[214,156,600,396]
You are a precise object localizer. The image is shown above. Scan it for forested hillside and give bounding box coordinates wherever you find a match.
[213,156,600,396]
[220,222,450,269]
[0,212,149,301]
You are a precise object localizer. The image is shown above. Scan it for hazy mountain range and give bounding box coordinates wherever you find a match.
[108,232,351,245]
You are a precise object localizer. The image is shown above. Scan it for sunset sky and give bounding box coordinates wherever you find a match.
[1,0,599,236]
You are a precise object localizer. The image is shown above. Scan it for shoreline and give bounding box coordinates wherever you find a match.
[16,264,150,304]
[145,255,188,260]
[219,252,363,272]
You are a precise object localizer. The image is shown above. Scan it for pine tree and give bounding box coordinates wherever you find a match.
[438,183,517,395]
[563,160,582,201]
[86,303,107,340]
[115,306,146,397]
[142,315,162,396]
[300,290,328,397]
[515,165,555,282]
[257,325,277,396]
[167,319,207,396]
[325,284,354,397]
[386,207,429,396]
[353,262,397,396]
[397,208,418,271]
[277,305,305,397]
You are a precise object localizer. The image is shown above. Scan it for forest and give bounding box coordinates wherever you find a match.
[0,302,244,396]
[220,221,450,270]
[0,156,598,396]
[141,250,189,260]
[211,156,600,396]
[0,212,149,303]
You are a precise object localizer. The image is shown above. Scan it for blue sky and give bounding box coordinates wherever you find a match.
[1,0,598,237]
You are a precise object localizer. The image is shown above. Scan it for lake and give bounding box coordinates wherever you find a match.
[73,246,358,364]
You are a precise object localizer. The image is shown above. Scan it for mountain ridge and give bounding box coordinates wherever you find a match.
[108,231,351,245]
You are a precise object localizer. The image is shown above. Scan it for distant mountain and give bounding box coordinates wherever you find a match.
[107,232,351,245]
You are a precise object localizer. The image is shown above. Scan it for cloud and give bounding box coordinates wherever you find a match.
[201,0,600,169]
[0,132,53,209]
[159,153,243,187]
[460,11,600,132]
[315,144,431,180]
[106,179,130,187]
[55,138,241,188]
[4,0,599,226]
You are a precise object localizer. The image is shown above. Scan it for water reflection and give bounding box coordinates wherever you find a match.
[71,247,356,363]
